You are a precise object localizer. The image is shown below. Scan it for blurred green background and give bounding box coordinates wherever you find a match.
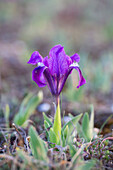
[0,0,113,108]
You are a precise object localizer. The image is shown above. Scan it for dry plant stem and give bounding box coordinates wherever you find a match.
[72,147,83,163]
[100,137,113,146]
[26,137,31,153]
[0,154,22,168]
[86,138,101,149]
[0,127,8,143]
[12,123,22,139]
[7,134,11,154]
[12,133,18,152]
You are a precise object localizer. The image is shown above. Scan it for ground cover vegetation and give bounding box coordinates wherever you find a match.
[0,0,113,169]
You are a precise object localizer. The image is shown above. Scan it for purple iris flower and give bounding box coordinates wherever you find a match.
[27,44,86,96]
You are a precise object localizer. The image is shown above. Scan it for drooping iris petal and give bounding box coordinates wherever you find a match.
[71,53,80,63]
[32,66,46,87]
[70,63,86,88]
[75,67,86,88]
[27,51,43,65]
[58,64,86,94]
[48,45,70,77]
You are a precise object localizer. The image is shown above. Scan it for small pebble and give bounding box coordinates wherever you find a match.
[37,103,51,113]
[63,116,72,124]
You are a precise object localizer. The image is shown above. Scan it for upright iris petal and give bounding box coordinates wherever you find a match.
[71,53,80,63]
[48,45,70,77]
[28,44,86,96]
[27,51,43,65]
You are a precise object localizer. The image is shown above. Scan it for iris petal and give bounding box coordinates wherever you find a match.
[48,45,69,77]
[43,56,49,67]
[71,53,80,63]
[32,66,46,87]
[27,51,43,65]
[58,72,72,95]
[70,64,86,88]
[43,68,56,95]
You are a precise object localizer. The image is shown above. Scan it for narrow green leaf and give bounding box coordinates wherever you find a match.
[44,120,50,140]
[44,120,50,129]
[68,113,74,118]
[82,112,90,142]
[43,112,52,126]
[61,133,66,147]
[69,144,77,157]
[76,122,84,138]
[62,113,83,136]
[89,105,94,139]
[49,128,58,146]
[99,114,113,134]
[53,101,61,144]
[29,126,47,161]
[19,93,33,113]
[14,92,43,126]
[64,125,69,139]
[61,125,69,146]
[5,104,10,128]
[71,146,83,164]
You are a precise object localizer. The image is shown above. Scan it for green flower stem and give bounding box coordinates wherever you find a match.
[53,96,61,144]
